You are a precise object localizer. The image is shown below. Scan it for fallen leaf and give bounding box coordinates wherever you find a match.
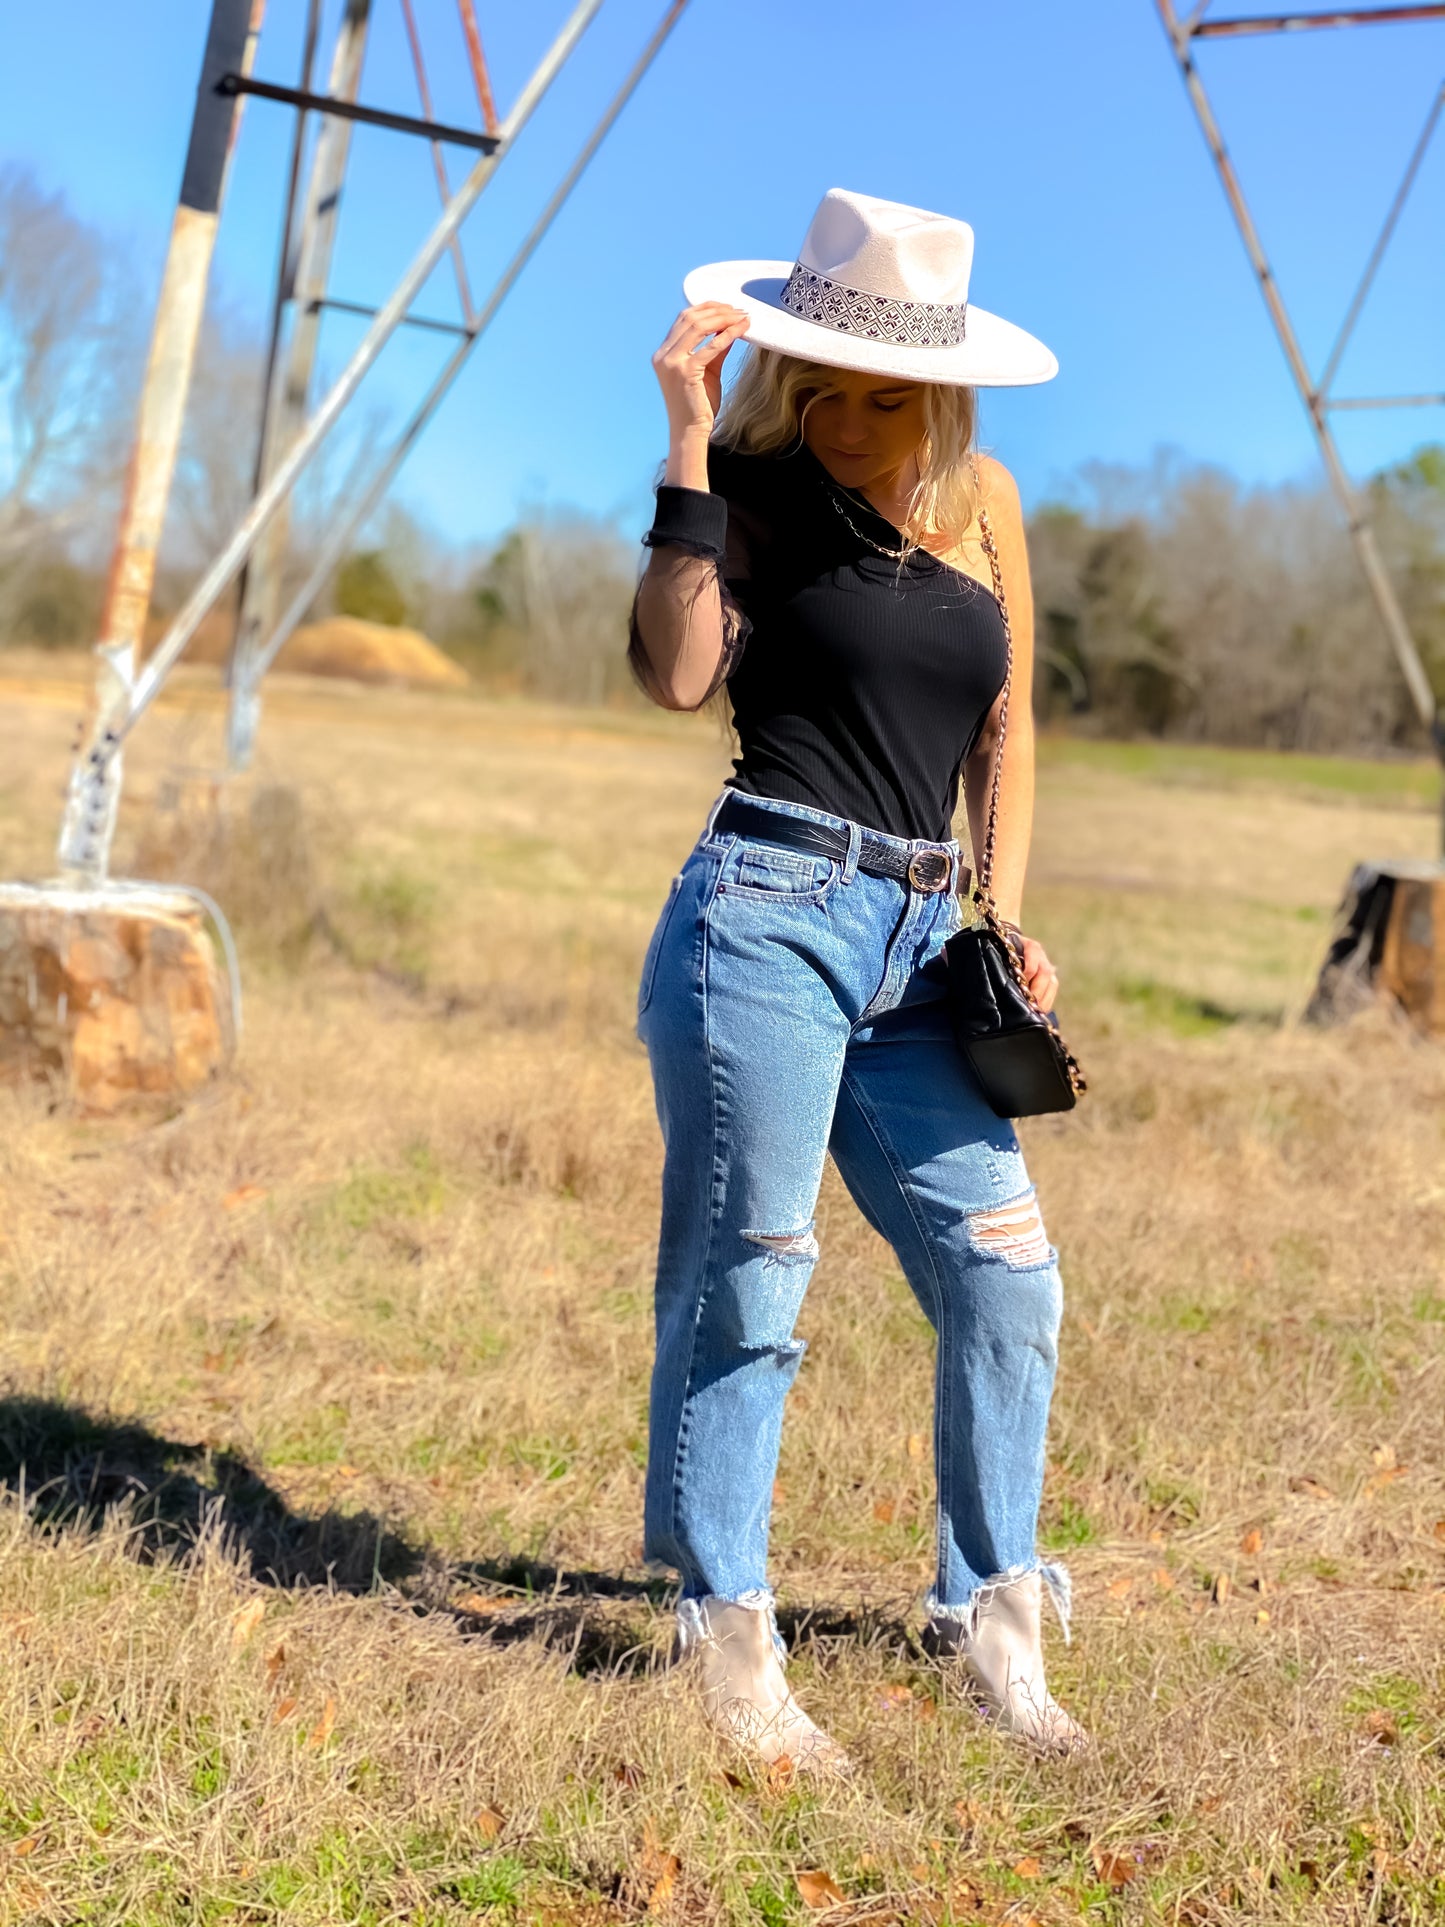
[1240,1528,1264,1556]
[11,1836,39,1858]
[717,1769,744,1790]
[474,1806,504,1839]
[876,1683,913,1709]
[453,1592,513,1616]
[1195,1793,1223,1815]
[1151,1567,1176,1592]
[1255,1608,1271,1626]
[307,1694,337,1747]
[1147,1528,1167,1546]
[764,1755,795,1797]
[229,1599,266,1650]
[1106,1576,1132,1599]
[1365,1464,1409,1495]
[647,1853,680,1910]
[1093,1846,1138,1888]
[873,1499,896,1524]
[797,1870,846,1909]
[265,1643,285,1684]
[772,1479,786,1506]
[614,1761,644,1790]
[271,1696,298,1724]
[222,1183,267,1211]
[1291,1476,1335,1501]
[202,1351,225,1372]
[1363,1709,1399,1746]
[953,1798,983,1829]
[915,1694,938,1721]
[907,1433,926,1461]
[336,1463,361,1479]
[1012,1856,1042,1879]
[1212,1573,1232,1605]
[1433,1519,1445,1544]
[1371,1443,1398,1471]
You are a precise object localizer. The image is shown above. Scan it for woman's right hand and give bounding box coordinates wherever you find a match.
[652,302,749,487]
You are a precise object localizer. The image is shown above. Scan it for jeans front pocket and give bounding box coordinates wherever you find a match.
[637,871,684,1022]
[720,841,839,904]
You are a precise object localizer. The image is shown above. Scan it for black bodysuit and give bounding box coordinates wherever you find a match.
[633,439,1010,845]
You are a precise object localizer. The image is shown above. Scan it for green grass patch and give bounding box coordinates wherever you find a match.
[1037,733,1439,809]
[1114,977,1246,1036]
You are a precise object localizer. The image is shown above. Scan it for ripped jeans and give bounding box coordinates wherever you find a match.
[636,788,1067,1626]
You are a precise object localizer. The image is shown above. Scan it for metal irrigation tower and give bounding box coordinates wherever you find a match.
[1156,0,1445,841]
[57,0,688,884]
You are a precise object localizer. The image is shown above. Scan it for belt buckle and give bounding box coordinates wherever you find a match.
[906,848,951,894]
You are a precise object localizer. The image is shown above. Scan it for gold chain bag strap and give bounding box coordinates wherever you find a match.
[940,496,1087,1117]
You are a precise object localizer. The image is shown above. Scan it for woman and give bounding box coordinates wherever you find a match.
[628,189,1084,1769]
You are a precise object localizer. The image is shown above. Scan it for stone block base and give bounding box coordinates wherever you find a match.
[0,881,236,1113]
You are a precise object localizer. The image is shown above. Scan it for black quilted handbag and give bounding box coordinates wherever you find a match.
[943,501,1087,1120]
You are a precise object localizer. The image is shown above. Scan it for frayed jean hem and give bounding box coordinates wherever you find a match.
[674,1588,787,1667]
[923,1560,1073,1645]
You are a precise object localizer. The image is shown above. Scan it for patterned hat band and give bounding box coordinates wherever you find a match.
[778,262,969,348]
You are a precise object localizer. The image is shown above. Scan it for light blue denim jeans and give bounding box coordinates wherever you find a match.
[636,788,1068,1631]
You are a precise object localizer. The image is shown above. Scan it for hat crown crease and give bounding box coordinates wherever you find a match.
[798,187,974,307]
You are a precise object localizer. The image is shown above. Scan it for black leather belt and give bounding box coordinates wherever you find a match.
[714,792,957,893]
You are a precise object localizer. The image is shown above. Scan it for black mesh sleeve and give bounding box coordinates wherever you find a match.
[627,479,753,709]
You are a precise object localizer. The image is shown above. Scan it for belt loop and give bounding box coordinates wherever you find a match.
[842,820,862,884]
[702,788,732,839]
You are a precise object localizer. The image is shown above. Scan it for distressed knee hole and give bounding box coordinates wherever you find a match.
[968,1193,1050,1269]
[742,1224,819,1266]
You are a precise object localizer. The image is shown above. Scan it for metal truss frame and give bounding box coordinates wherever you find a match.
[1156,1,1445,829]
[57,0,689,882]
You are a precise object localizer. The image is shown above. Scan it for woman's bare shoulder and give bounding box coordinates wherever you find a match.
[975,453,1023,523]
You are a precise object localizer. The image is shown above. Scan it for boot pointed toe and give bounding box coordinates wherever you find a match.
[927,1569,1089,1758]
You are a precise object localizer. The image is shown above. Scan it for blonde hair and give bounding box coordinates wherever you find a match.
[713,345,981,555]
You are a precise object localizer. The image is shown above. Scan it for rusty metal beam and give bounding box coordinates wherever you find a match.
[456,0,501,137]
[1318,80,1444,396]
[1194,6,1445,34]
[1326,391,1445,408]
[398,0,476,324]
[248,0,692,704]
[225,0,372,765]
[1156,0,1442,793]
[99,0,605,784]
[57,0,265,882]
[216,73,499,151]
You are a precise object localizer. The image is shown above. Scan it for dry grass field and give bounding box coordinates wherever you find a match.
[1,654,1443,1927]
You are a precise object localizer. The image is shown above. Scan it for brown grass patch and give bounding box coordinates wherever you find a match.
[0,680,1442,1923]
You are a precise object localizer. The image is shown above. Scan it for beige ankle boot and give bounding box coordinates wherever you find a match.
[674,1594,852,1776]
[925,1569,1088,1757]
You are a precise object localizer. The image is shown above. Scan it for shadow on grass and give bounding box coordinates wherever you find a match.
[0,1394,421,1592]
[0,1396,916,1679]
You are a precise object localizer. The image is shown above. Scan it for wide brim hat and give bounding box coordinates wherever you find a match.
[683,187,1056,388]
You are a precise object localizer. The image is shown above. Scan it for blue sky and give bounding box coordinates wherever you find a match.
[2,0,1442,548]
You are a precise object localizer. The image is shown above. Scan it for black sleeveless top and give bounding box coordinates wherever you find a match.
[640,441,1009,844]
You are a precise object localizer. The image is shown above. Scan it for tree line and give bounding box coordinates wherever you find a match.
[2,163,1441,752]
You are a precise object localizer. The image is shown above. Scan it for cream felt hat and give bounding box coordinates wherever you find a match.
[683,187,1057,388]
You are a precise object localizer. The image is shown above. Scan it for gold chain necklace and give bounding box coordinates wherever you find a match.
[819,478,912,561]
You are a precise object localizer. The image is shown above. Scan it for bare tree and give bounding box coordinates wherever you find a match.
[0,165,137,558]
